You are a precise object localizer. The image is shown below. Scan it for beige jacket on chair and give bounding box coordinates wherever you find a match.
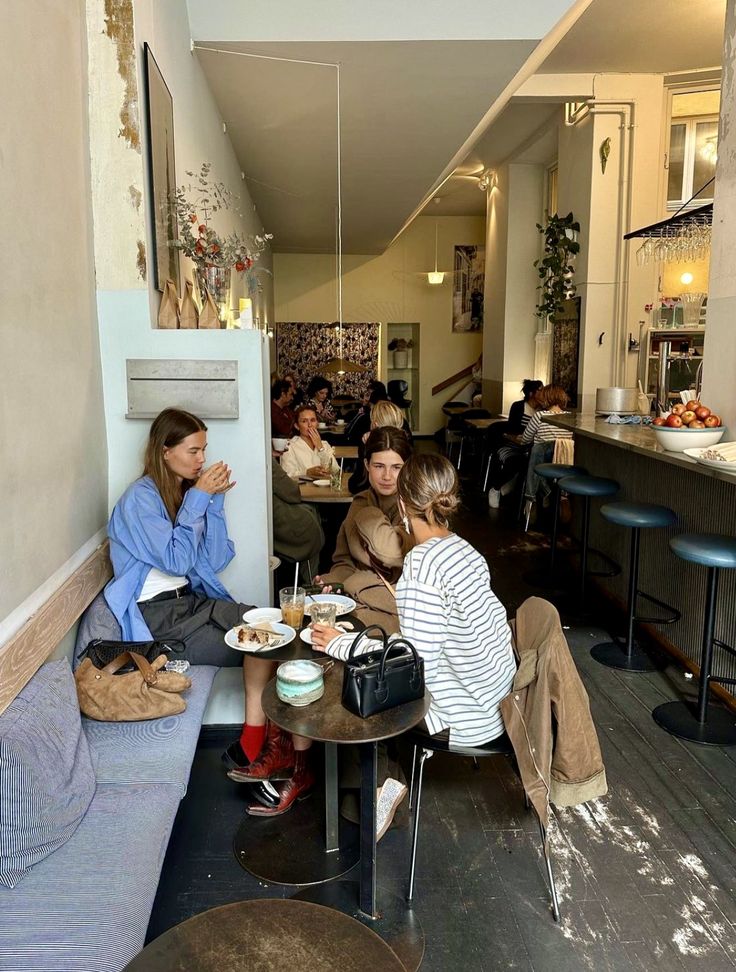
[501,596,607,832]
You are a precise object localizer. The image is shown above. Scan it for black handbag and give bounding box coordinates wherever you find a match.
[83,638,185,671]
[341,625,425,718]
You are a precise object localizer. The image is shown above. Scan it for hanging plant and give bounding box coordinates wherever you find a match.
[534,212,580,319]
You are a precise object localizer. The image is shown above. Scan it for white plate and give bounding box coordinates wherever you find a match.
[225,622,296,652]
[312,479,331,487]
[304,594,357,617]
[243,607,282,624]
[683,447,736,473]
[300,620,356,645]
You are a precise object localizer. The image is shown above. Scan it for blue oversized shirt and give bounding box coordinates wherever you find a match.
[104,476,236,640]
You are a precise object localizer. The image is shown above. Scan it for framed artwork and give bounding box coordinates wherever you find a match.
[451,245,485,332]
[551,297,581,407]
[144,43,179,293]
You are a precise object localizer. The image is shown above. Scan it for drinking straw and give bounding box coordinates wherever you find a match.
[293,561,299,603]
[340,456,344,481]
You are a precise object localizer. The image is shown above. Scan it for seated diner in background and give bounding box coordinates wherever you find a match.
[515,384,573,504]
[316,426,413,633]
[280,404,337,480]
[103,408,278,804]
[345,379,388,443]
[270,378,295,438]
[271,456,324,586]
[305,375,336,424]
[312,452,517,747]
[282,371,304,407]
[348,399,412,494]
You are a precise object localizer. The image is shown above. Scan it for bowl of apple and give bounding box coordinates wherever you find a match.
[651,400,726,452]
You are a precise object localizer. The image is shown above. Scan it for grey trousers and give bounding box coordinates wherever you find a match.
[139,593,253,667]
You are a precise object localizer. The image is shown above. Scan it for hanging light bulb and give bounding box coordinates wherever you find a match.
[427,223,445,285]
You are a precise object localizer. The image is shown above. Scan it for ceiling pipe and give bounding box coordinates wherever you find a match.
[388,0,597,247]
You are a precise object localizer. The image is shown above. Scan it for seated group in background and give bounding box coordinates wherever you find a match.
[317,426,414,633]
[280,404,337,480]
[270,378,295,438]
[305,376,336,424]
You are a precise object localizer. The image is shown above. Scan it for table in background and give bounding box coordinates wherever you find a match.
[262,664,429,971]
[122,899,404,972]
[333,444,359,460]
[464,416,505,430]
[299,472,353,503]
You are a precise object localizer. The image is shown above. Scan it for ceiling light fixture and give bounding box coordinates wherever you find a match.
[478,171,491,191]
[427,222,445,285]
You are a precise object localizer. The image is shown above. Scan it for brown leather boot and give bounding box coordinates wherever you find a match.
[246,750,315,817]
[227,722,294,782]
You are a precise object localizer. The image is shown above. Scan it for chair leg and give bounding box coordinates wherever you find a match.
[472,756,481,772]
[408,745,418,810]
[407,749,432,903]
[536,815,561,922]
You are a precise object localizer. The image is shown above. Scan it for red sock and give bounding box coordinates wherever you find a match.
[240,723,267,762]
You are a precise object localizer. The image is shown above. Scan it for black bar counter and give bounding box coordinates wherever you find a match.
[547,414,736,695]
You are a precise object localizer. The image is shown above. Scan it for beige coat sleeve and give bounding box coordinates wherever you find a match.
[354,506,408,569]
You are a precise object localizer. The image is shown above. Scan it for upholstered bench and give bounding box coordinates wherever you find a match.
[0,657,218,972]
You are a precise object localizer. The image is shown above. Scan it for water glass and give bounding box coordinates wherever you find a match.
[330,465,342,490]
[310,601,338,627]
[279,587,305,628]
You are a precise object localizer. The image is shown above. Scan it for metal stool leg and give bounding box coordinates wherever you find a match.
[653,567,736,745]
[537,817,561,922]
[407,749,432,903]
[579,495,591,609]
[592,527,657,672]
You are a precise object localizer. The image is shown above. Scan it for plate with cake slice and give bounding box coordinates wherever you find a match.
[224,622,296,652]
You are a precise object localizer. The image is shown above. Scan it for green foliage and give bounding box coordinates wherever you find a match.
[534,212,580,319]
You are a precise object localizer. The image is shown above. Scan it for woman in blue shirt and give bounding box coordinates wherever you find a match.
[104,408,276,790]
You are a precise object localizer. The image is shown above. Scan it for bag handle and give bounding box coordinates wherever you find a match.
[101,651,160,685]
[375,637,423,702]
[346,624,388,662]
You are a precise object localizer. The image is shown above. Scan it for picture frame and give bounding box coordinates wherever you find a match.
[451,245,485,332]
[143,43,179,293]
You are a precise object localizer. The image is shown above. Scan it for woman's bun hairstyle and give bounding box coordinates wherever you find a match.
[397,454,459,527]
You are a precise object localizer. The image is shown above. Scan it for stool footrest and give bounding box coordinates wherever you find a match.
[586,547,621,579]
[633,590,681,626]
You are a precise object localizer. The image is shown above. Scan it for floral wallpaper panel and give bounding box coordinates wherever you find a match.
[276,322,380,399]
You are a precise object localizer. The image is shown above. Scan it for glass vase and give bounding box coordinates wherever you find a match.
[678,293,706,327]
[195,265,232,324]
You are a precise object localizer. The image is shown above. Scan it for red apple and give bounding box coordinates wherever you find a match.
[689,420,706,429]
[686,400,700,411]
[652,417,666,426]
[671,403,687,416]
[681,410,697,425]
[665,414,683,428]
[704,415,721,427]
[695,406,711,421]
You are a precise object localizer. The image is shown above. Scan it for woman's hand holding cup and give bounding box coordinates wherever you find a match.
[196,462,236,495]
[310,623,343,650]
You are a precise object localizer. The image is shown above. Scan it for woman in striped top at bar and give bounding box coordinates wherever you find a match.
[312,453,517,747]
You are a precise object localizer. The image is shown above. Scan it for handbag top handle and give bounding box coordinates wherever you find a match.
[101,651,162,685]
[375,636,422,684]
[346,624,388,662]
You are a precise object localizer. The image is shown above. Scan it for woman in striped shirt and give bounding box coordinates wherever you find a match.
[312,453,517,747]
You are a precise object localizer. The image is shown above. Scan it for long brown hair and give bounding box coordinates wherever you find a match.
[397,454,459,528]
[364,426,412,464]
[143,408,207,522]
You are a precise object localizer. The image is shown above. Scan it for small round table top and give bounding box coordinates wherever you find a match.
[122,898,404,972]
[262,661,430,744]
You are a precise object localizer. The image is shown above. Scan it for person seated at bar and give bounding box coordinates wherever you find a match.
[312,453,517,827]
[348,400,412,494]
[515,384,573,508]
[280,404,338,480]
[305,375,336,424]
[270,378,295,439]
[103,408,277,804]
[271,456,324,586]
[486,378,543,508]
[316,427,413,632]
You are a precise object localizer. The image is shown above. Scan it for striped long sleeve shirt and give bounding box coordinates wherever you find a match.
[520,409,574,445]
[325,534,516,745]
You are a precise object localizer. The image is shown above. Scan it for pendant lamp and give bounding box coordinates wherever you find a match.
[427,222,444,285]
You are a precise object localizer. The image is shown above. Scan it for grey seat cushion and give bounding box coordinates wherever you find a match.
[0,660,96,889]
[83,665,217,794]
[74,591,122,669]
[0,782,182,972]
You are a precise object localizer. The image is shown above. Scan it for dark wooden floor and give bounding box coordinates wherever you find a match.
[148,468,736,971]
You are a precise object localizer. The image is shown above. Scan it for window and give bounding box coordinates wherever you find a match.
[547,163,558,219]
[667,115,718,209]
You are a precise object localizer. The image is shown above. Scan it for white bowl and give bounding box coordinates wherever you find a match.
[312,479,330,487]
[652,425,726,453]
[243,607,282,624]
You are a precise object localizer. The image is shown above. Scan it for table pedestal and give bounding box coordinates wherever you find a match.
[293,881,425,972]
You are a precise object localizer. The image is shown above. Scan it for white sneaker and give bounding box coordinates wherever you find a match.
[500,474,518,497]
[376,778,407,842]
[488,488,501,509]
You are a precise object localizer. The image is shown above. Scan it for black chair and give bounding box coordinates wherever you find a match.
[405,729,561,922]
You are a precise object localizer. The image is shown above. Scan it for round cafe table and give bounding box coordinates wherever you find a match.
[250,662,429,972]
[233,616,364,886]
[121,898,404,972]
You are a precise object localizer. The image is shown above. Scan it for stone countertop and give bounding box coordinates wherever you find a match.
[545,414,736,486]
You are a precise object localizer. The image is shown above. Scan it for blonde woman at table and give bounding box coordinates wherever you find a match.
[280,404,337,480]
[316,426,413,633]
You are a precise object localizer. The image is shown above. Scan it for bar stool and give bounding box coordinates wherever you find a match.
[652,534,736,746]
[591,502,679,672]
[557,475,620,611]
[524,463,586,589]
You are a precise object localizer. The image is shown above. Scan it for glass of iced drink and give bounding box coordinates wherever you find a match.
[279,587,305,628]
[310,601,337,627]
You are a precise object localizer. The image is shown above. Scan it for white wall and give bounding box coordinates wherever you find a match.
[0,0,108,622]
[274,215,485,434]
